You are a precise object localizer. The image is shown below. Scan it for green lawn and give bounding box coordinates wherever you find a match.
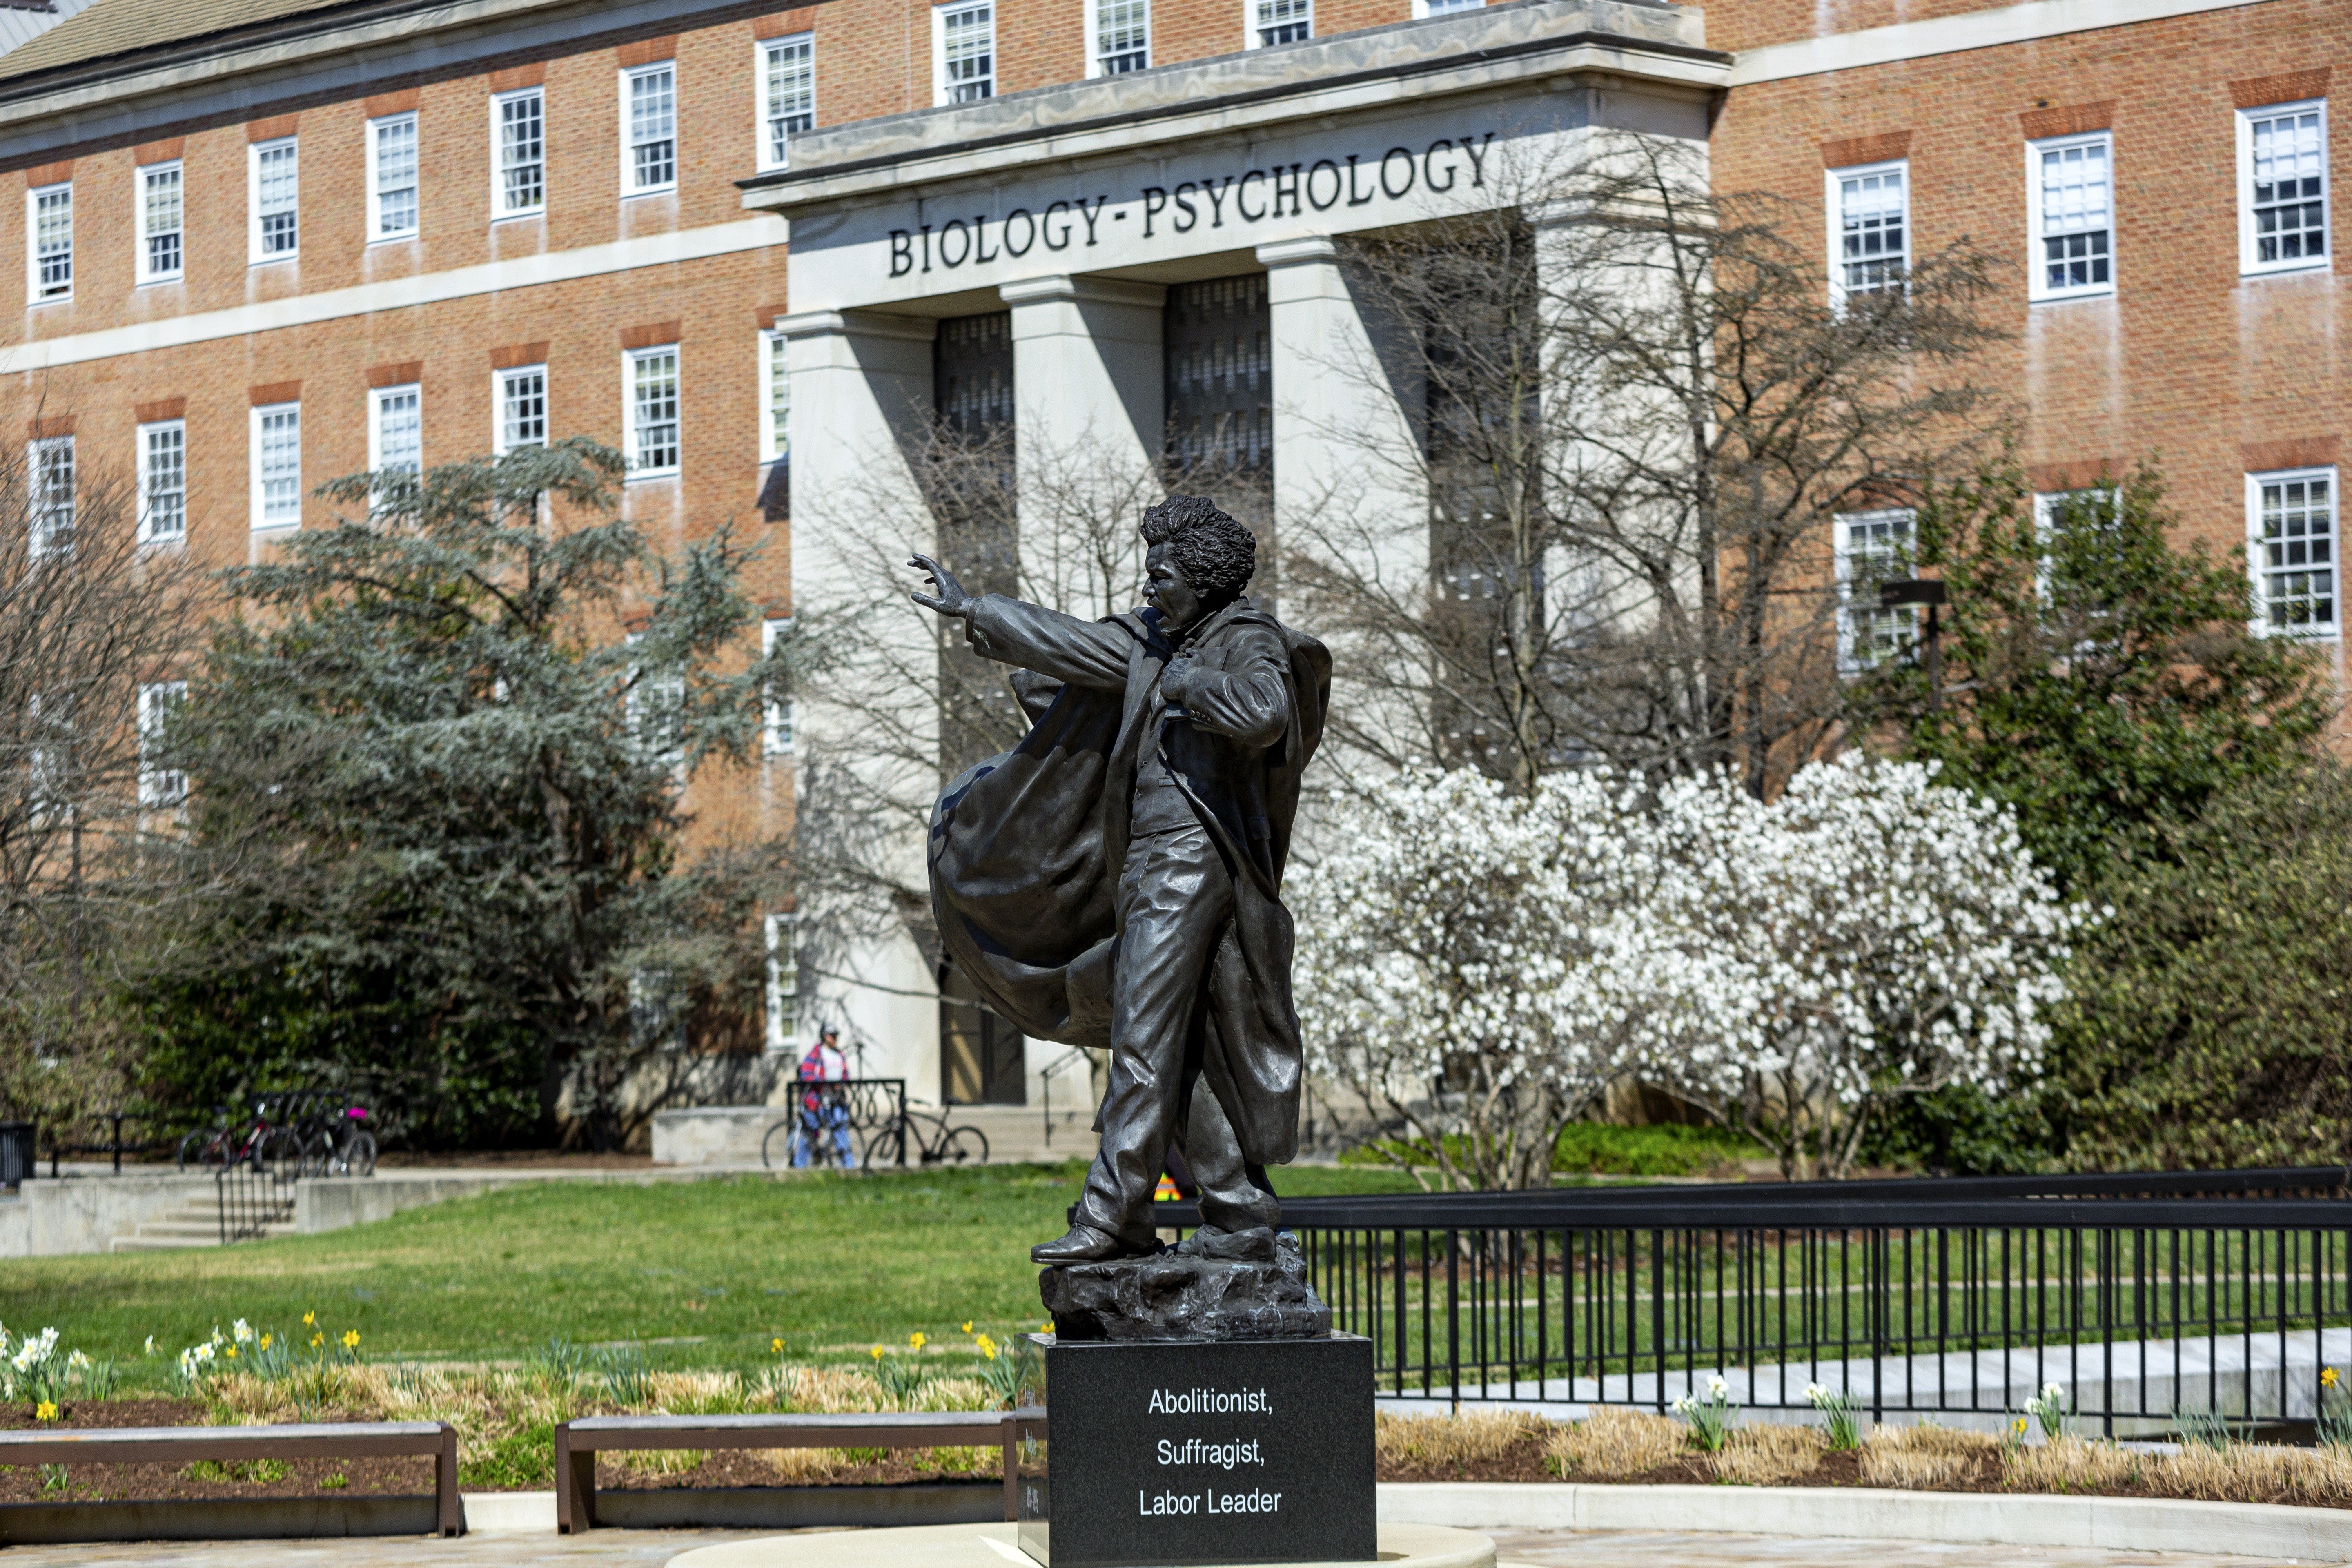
[4,1161,1421,1388]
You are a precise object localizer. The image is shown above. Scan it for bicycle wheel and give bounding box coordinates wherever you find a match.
[259,1128,305,1183]
[300,1131,333,1179]
[863,1122,907,1168]
[761,1120,798,1170]
[342,1130,377,1178]
[937,1127,989,1166]
[176,1131,209,1173]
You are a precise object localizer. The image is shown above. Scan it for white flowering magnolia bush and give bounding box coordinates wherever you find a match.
[1635,755,2084,1178]
[1295,753,2084,1186]
[1293,767,1668,1190]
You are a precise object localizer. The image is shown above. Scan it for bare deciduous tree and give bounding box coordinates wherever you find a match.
[1285,136,2008,797]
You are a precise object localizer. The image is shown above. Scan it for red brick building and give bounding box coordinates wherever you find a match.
[0,0,2334,1102]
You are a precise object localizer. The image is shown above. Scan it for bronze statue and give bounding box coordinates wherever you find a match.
[912,496,1331,1269]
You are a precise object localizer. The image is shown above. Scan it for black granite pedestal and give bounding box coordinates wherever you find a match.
[1012,1332,1375,1568]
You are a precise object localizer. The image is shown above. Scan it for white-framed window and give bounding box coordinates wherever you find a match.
[1833,508,1915,670]
[366,112,419,240]
[1086,0,1148,74]
[758,34,814,171]
[623,63,677,195]
[764,911,799,1052]
[2238,100,2329,276]
[137,680,187,808]
[370,384,422,479]
[493,87,545,218]
[1828,161,1908,302]
[760,330,789,463]
[934,2,995,104]
[27,183,70,303]
[626,346,680,475]
[136,162,183,283]
[2028,132,2112,300]
[762,615,794,756]
[138,420,186,544]
[1249,0,1310,48]
[250,402,301,529]
[249,137,299,263]
[26,693,71,815]
[495,365,548,454]
[2247,467,2337,635]
[27,436,73,557]
[1412,0,1481,16]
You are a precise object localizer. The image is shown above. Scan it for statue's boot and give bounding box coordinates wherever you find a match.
[1031,1223,1150,1265]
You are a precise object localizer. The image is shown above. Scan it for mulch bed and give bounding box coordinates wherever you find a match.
[0,1399,434,1505]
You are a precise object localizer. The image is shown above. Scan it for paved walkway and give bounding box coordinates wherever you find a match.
[1,1527,2325,1567]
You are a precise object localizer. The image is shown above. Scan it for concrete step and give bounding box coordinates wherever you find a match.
[107,1201,294,1251]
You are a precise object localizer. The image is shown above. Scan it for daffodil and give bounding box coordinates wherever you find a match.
[225,1346,238,1359]
[303,1311,317,1328]
[143,1336,157,1357]
[771,1337,786,1354]
[976,1334,998,1361]
[2326,1367,2341,1390]
[259,1335,272,1351]
[34,1401,56,1422]
[961,1321,974,1334]
[869,1345,886,1361]
[310,1334,324,1350]
[232,1319,254,1344]
[909,1332,927,1350]
[341,1330,360,1350]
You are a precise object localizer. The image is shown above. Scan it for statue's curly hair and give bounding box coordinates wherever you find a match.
[1140,494,1257,599]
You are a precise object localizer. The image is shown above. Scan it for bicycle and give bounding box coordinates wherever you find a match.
[863,1104,989,1167]
[300,1102,378,1178]
[761,1083,860,1170]
[175,1096,304,1179]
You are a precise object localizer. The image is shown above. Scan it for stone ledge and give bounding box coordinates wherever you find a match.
[1378,1481,2352,1561]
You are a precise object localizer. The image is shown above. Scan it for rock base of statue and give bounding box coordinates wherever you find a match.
[1039,1235,1332,1343]
[1012,1332,1376,1568]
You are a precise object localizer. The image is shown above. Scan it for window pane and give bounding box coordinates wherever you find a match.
[139,681,187,807]
[259,407,301,525]
[630,67,677,189]
[767,337,790,458]
[767,38,814,164]
[1096,0,1147,71]
[1839,509,1914,668]
[376,388,421,475]
[2259,473,2336,630]
[942,5,994,101]
[29,437,73,556]
[33,187,70,298]
[501,369,547,450]
[1255,0,1309,45]
[633,351,679,471]
[374,117,418,236]
[499,91,545,212]
[257,142,298,256]
[2251,110,2328,265]
[143,423,186,540]
[142,166,182,277]
[1839,169,1906,294]
[2038,140,2111,291]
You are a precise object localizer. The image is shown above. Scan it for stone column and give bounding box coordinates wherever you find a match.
[998,274,1167,617]
[1257,236,1426,755]
[777,307,944,1097]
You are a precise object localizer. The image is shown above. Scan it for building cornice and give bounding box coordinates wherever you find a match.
[741,2,1728,215]
[1730,0,2286,83]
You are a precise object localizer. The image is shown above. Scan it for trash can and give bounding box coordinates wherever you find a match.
[0,1123,33,1190]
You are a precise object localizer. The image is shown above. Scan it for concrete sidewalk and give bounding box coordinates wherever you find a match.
[0,1526,2313,1568]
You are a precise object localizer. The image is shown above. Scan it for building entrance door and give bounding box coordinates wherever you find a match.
[939,960,1026,1104]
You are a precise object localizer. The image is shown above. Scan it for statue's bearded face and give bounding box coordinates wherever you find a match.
[1144,540,1208,628]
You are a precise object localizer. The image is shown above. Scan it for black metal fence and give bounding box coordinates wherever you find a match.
[1163,1167,2352,1436]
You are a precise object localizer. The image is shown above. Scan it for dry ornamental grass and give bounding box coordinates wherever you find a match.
[1373,1410,1547,1471]
[1709,1421,1826,1486]
[1543,1407,1687,1479]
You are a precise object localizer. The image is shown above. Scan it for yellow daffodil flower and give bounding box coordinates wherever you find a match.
[303,1312,316,1328]
[909,1332,927,1350]
[870,1345,885,1361]
[311,1334,324,1350]
[259,1335,272,1350]
[35,1401,56,1421]
[225,1346,238,1359]
[961,1321,974,1334]
[342,1330,360,1350]
[771,1337,785,1354]
[2326,1366,2341,1389]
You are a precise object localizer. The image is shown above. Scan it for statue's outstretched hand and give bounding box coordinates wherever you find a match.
[908,555,973,619]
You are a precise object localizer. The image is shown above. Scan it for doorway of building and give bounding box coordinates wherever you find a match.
[939,962,1027,1105]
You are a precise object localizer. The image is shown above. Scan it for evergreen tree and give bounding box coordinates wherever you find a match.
[131,441,787,1146]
